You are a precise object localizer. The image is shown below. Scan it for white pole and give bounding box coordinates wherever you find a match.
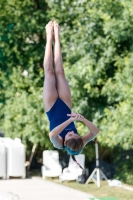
[85,141,108,187]
[95,142,99,167]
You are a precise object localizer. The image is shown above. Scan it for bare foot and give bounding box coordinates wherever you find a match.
[53,21,60,40]
[45,21,54,41]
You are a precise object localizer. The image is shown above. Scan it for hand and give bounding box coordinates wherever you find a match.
[67,113,84,121]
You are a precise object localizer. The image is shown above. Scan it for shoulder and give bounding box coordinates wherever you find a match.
[49,135,64,149]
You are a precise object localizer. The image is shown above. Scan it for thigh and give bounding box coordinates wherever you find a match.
[55,71,72,109]
[43,72,58,112]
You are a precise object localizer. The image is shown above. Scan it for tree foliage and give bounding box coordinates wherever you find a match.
[0,0,52,149]
[47,0,133,150]
[0,0,133,155]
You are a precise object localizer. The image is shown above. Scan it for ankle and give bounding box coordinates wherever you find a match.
[54,35,60,42]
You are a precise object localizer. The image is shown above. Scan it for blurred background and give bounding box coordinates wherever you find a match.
[0,0,133,185]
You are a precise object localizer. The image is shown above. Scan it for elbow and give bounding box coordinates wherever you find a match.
[49,131,54,137]
[93,128,99,136]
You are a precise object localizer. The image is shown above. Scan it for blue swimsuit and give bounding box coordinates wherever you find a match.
[46,98,78,142]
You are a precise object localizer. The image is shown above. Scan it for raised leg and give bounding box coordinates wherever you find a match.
[43,21,58,112]
[53,21,72,109]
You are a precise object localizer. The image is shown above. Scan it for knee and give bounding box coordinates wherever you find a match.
[55,69,65,77]
[45,68,55,76]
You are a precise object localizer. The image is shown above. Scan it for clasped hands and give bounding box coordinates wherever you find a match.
[67,112,84,121]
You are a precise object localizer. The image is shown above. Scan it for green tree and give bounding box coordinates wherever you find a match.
[1,0,133,158]
[47,0,133,150]
[0,0,51,150]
